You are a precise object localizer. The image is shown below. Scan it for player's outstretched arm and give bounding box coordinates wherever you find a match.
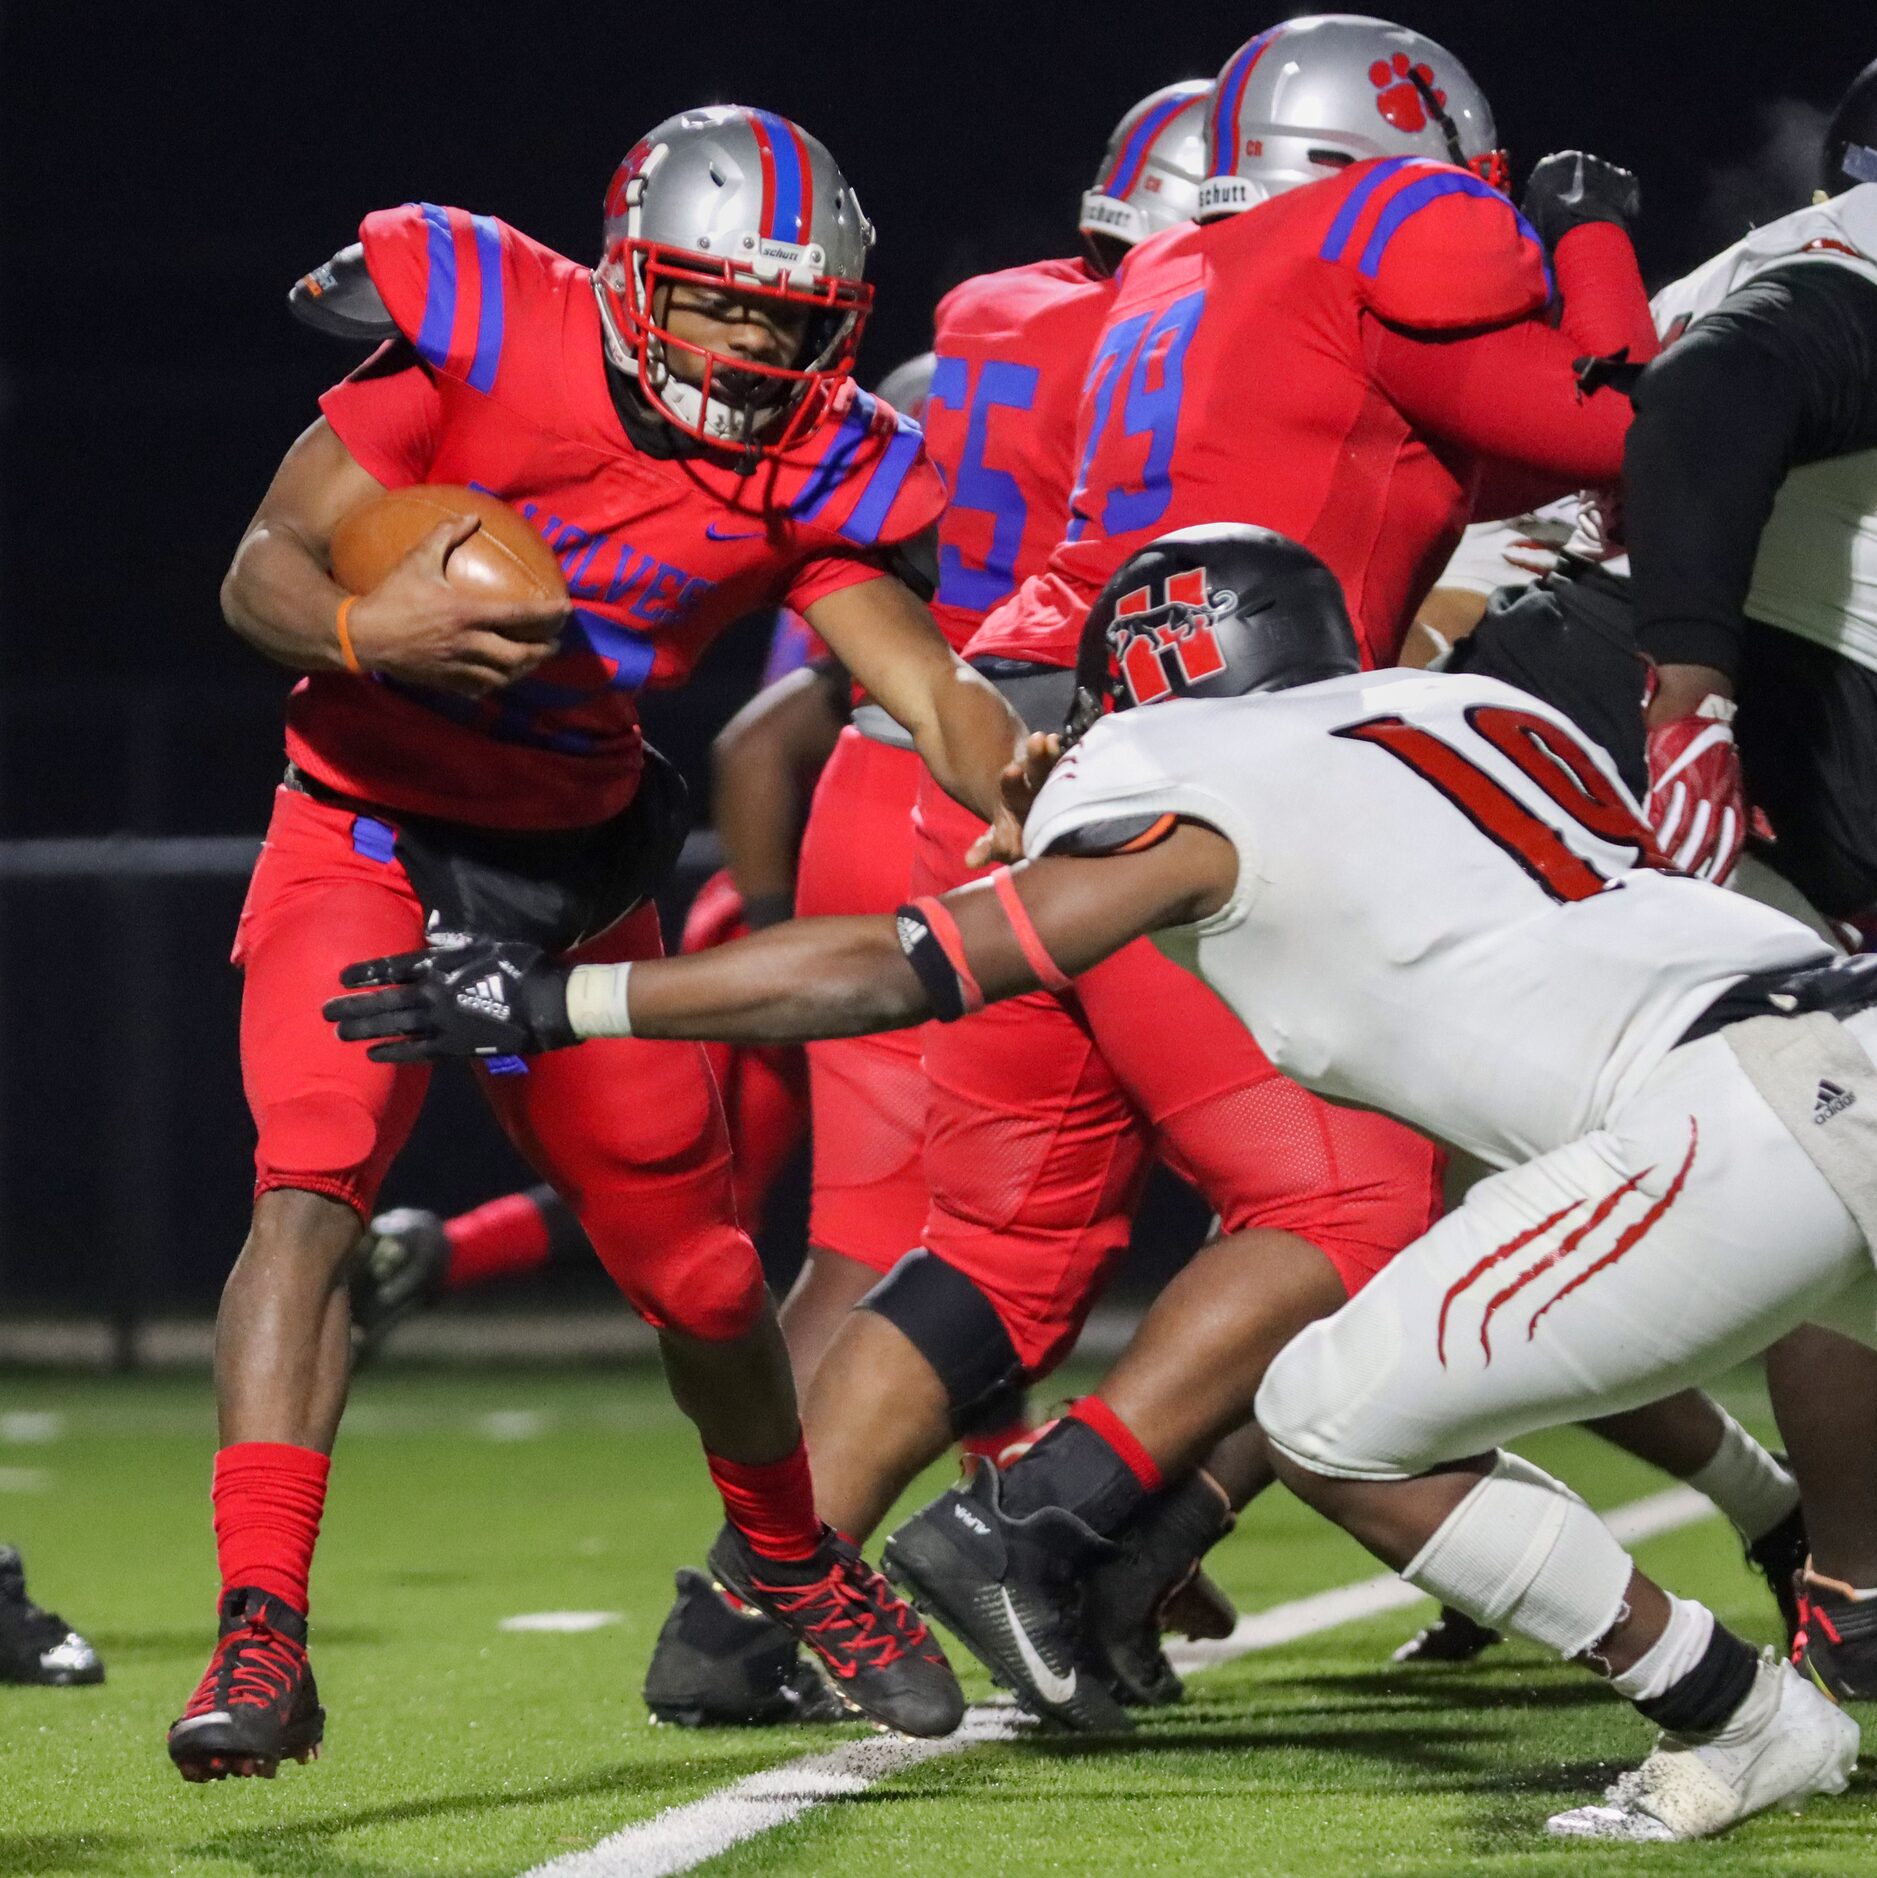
[324,821,1236,1059]
[221,417,565,695]
[804,575,1030,859]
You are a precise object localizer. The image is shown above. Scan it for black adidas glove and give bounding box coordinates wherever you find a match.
[325,934,577,1063]
[1521,151,1641,250]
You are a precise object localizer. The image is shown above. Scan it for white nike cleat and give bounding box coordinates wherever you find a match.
[1547,1654,1859,1843]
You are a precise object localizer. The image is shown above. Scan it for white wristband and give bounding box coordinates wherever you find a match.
[565,962,633,1039]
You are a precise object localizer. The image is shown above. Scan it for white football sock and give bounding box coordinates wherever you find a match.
[1684,1408,1798,1543]
[1607,1593,1716,1703]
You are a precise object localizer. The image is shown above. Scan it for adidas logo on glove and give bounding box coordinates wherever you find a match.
[456,973,511,1023]
[1815,1078,1856,1124]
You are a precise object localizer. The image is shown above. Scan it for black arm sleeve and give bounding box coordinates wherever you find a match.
[1626,261,1877,676]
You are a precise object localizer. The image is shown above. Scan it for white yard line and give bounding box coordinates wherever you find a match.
[522,1484,1715,1878]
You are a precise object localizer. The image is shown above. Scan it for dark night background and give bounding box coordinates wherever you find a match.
[0,2,1861,1322]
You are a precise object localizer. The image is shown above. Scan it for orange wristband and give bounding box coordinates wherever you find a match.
[334,595,364,674]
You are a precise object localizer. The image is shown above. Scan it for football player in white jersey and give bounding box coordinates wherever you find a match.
[331,521,1876,1842]
[1413,75,1877,1683]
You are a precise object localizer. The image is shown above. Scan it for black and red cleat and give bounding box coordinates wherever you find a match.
[1745,1501,1809,1649]
[1792,1565,1877,1703]
[167,1588,324,1781]
[706,1524,964,1738]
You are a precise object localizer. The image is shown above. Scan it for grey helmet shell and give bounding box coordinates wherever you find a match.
[1080,81,1212,258]
[596,105,875,449]
[1198,15,1503,220]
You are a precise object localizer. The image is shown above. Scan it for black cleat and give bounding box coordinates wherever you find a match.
[1745,1502,1809,1649]
[1792,1565,1877,1702]
[1164,1568,1238,1642]
[707,1525,963,1738]
[1083,1473,1234,1707]
[167,1588,324,1781]
[883,1465,1130,1733]
[0,1546,102,1686]
[1392,1604,1502,1665]
[642,1567,844,1727]
[349,1207,450,1363]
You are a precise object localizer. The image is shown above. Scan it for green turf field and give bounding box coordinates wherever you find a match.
[0,1362,1870,1877]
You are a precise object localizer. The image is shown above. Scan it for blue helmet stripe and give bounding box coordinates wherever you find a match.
[750,108,805,241]
[467,214,506,393]
[1106,92,1188,195]
[415,202,459,368]
[1317,158,1420,264]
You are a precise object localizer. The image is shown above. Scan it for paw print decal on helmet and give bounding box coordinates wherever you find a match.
[1369,52,1444,135]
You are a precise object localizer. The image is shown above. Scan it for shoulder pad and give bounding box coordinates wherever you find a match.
[1041,810,1178,857]
[788,386,947,550]
[357,203,524,394]
[1321,160,1549,331]
[289,243,395,342]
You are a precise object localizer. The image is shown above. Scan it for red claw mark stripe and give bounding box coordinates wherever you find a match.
[1437,1198,1584,1367]
[1477,1169,1649,1362]
[1524,1121,1699,1342]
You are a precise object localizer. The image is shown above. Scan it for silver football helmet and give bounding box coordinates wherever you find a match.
[872,349,935,422]
[596,105,875,452]
[1198,15,1507,220]
[1079,81,1212,267]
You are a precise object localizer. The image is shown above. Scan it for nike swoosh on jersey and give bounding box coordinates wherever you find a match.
[998,1587,1076,1706]
[705,522,764,541]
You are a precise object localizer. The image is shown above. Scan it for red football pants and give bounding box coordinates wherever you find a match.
[233,787,763,1341]
[911,769,1445,1374]
[792,727,932,1270]
[683,869,809,1238]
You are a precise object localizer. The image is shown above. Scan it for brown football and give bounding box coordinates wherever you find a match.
[329,484,568,622]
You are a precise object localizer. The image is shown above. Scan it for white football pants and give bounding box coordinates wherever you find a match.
[1258,1013,1877,1480]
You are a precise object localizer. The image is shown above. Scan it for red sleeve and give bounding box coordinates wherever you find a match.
[318,341,441,488]
[784,549,894,614]
[1345,168,1550,331]
[357,205,436,345]
[1552,222,1660,367]
[1368,314,1634,492]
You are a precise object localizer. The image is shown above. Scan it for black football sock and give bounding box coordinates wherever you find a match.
[998,1418,1147,1536]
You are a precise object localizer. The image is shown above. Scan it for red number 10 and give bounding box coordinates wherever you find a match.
[1335,704,1674,904]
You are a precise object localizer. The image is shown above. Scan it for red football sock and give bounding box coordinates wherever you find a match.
[444,1191,554,1291]
[212,1442,330,1613]
[707,1442,822,1562]
[1070,1396,1164,1494]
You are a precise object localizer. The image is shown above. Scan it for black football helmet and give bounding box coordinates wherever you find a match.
[1067,524,1360,741]
[1823,57,1877,195]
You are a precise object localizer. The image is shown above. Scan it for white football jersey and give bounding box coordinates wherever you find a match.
[1025,671,1829,1168]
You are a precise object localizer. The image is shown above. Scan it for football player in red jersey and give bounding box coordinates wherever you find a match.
[770,15,1664,1711]
[166,106,1026,1778]
[348,607,846,1361]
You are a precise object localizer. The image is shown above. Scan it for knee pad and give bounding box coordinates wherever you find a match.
[1404,1452,1634,1658]
[255,1090,381,1180]
[860,1248,1024,1430]
[594,1222,764,1343]
[954,1375,1030,1443]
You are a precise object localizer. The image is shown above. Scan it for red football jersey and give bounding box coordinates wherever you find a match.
[977,157,1640,670]
[920,258,1115,654]
[298,203,943,830]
